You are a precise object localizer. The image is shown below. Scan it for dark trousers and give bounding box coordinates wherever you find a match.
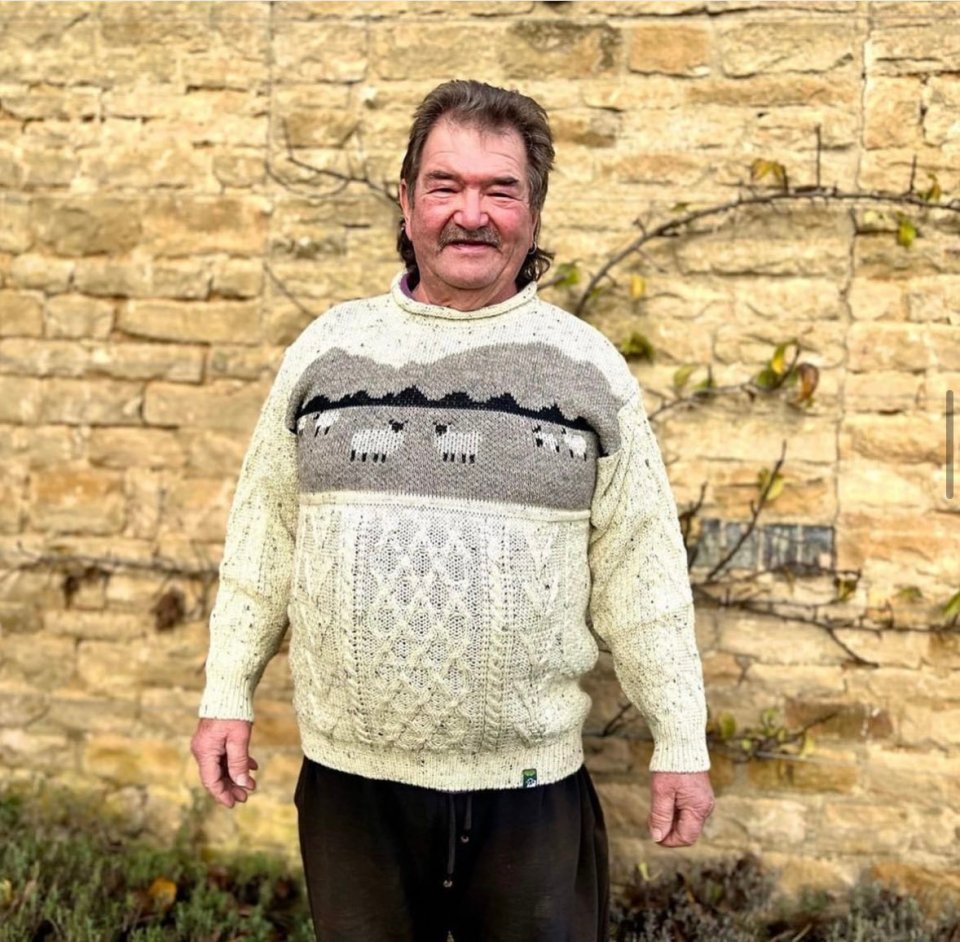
[295,757,610,942]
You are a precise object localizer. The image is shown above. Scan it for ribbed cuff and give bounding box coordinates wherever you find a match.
[649,721,711,772]
[197,672,256,722]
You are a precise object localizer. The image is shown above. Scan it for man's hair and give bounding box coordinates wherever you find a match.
[397,79,555,289]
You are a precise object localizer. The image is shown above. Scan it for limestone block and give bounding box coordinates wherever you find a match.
[870,861,960,913]
[710,794,809,847]
[703,461,836,522]
[0,685,48,728]
[144,380,268,432]
[0,197,32,254]
[815,800,911,854]
[686,72,859,108]
[274,20,368,82]
[869,22,960,75]
[149,260,211,301]
[211,258,263,300]
[370,22,501,81]
[161,476,234,543]
[38,377,143,426]
[662,408,837,464]
[0,728,74,774]
[0,465,24,533]
[0,83,100,121]
[505,21,623,80]
[763,852,857,899]
[252,699,301,748]
[0,5,100,85]
[45,295,114,339]
[856,228,960,279]
[121,469,161,541]
[28,466,126,535]
[274,90,361,149]
[76,640,149,699]
[830,630,932,670]
[184,430,248,475]
[230,797,299,856]
[848,277,907,322]
[840,414,942,464]
[141,195,270,256]
[861,745,960,811]
[139,687,203,737]
[837,459,936,514]
[138,621,213,693]
[207,346,283,381]
[3,633,77,689]
[864,77,924,149]
[717,17,860,76]
[923,75,960,146]
[746,750,859,794]
[847,322,931,372]
[901,701,960,748]
[0,339,205,384]
[746,664,848,698]
[547,111,621,149]
[627,23,710,76]
[119,300,261,345]
[178,50,270,94]
[844,370,922,413]
[43,610,146,643]
[212,149,266,189]
[31,197,142,257]
[906,276,960,324]
[88,427,186,470]
[43,690,139,735]
[717,614,841,666]
[82,733,186,788]
[20,143,77,188]
[0,291,43,337]
[73,257,152,298]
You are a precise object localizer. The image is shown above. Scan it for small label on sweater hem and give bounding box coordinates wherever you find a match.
[522,768,538,788]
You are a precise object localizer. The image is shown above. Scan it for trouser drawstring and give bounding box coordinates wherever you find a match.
[443,793,473,889]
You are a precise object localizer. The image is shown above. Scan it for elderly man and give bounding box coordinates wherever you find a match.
[192,79,714,942]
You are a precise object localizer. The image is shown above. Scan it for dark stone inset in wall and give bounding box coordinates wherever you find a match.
[692,519,835,572]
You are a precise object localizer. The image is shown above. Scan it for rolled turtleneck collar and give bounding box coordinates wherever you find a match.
[390,272,538,321]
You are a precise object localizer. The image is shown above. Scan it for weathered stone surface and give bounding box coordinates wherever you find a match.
[119,300,261,345]
[207,346,283,381]
[717,18,860,76]
[0,291,43,337]
[31,197,143,257]
[44,609,146,642]
[211,258,263,299]
[0,339,204,383]
[847,322,932,372]
[274,20,367,83]
[38,377,143,426]
[83,734,186,788]
[28,467,126,535]
[627,23,711,76]
[88,427,186,470]
[3,633,77,689]
[870,22,960,75]
[844,370,923,412]
[840,414,942,463]
[144,380,268,431]
[923,74,960,146]
[746,750,859,793]
[161,476,234,543]
[848,277,907,321]
[141,196,270,256]
[864,76,924,149]
[45,295,114,339]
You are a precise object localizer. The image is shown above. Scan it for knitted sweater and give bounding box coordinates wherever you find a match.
[198,273,709,791]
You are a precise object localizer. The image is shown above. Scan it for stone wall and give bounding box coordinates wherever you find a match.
[2,0,959,906]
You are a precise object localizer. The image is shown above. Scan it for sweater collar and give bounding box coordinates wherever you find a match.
[390,272,538,321]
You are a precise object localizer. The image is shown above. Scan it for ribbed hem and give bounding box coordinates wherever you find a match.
[300,724,586,792]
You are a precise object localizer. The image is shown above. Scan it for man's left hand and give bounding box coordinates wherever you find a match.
[648,771,715,847]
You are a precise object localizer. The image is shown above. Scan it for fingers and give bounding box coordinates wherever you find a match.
[660,808,705,847]
[648,771,716,847]
[190,719,256,809]
[647,784,677,844]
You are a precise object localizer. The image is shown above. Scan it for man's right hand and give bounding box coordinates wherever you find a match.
[190,718,258,808]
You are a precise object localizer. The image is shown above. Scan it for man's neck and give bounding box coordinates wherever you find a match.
[410,278,519,311]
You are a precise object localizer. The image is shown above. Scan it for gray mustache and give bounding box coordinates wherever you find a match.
[439,226,501,248]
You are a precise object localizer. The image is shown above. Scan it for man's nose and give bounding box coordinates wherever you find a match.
[455,190,488,230]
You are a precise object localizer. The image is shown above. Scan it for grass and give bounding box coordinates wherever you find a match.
[0,787,314,942]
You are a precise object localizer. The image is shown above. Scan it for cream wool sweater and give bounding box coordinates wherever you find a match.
[198,274,710,791]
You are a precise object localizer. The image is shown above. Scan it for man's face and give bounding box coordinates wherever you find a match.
[399,119,538,310]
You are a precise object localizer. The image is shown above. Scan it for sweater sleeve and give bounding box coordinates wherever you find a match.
[588,380,710,772]
[198,354,300,721]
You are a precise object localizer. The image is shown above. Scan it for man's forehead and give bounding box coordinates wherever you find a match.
[419,118,527,173]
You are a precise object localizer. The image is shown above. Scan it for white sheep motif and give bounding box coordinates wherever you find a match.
[314,410,340,437]
[350,419,406,462]
[433,422,481,464]
[561,427,588,461]
[531,424,560,454]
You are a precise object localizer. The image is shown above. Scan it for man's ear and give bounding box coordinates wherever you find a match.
[399,179,412,227]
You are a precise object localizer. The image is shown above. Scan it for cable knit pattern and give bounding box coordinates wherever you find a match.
[199,274,709,790]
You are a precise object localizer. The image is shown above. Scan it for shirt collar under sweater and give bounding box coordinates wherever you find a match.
[391,272,538,321]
